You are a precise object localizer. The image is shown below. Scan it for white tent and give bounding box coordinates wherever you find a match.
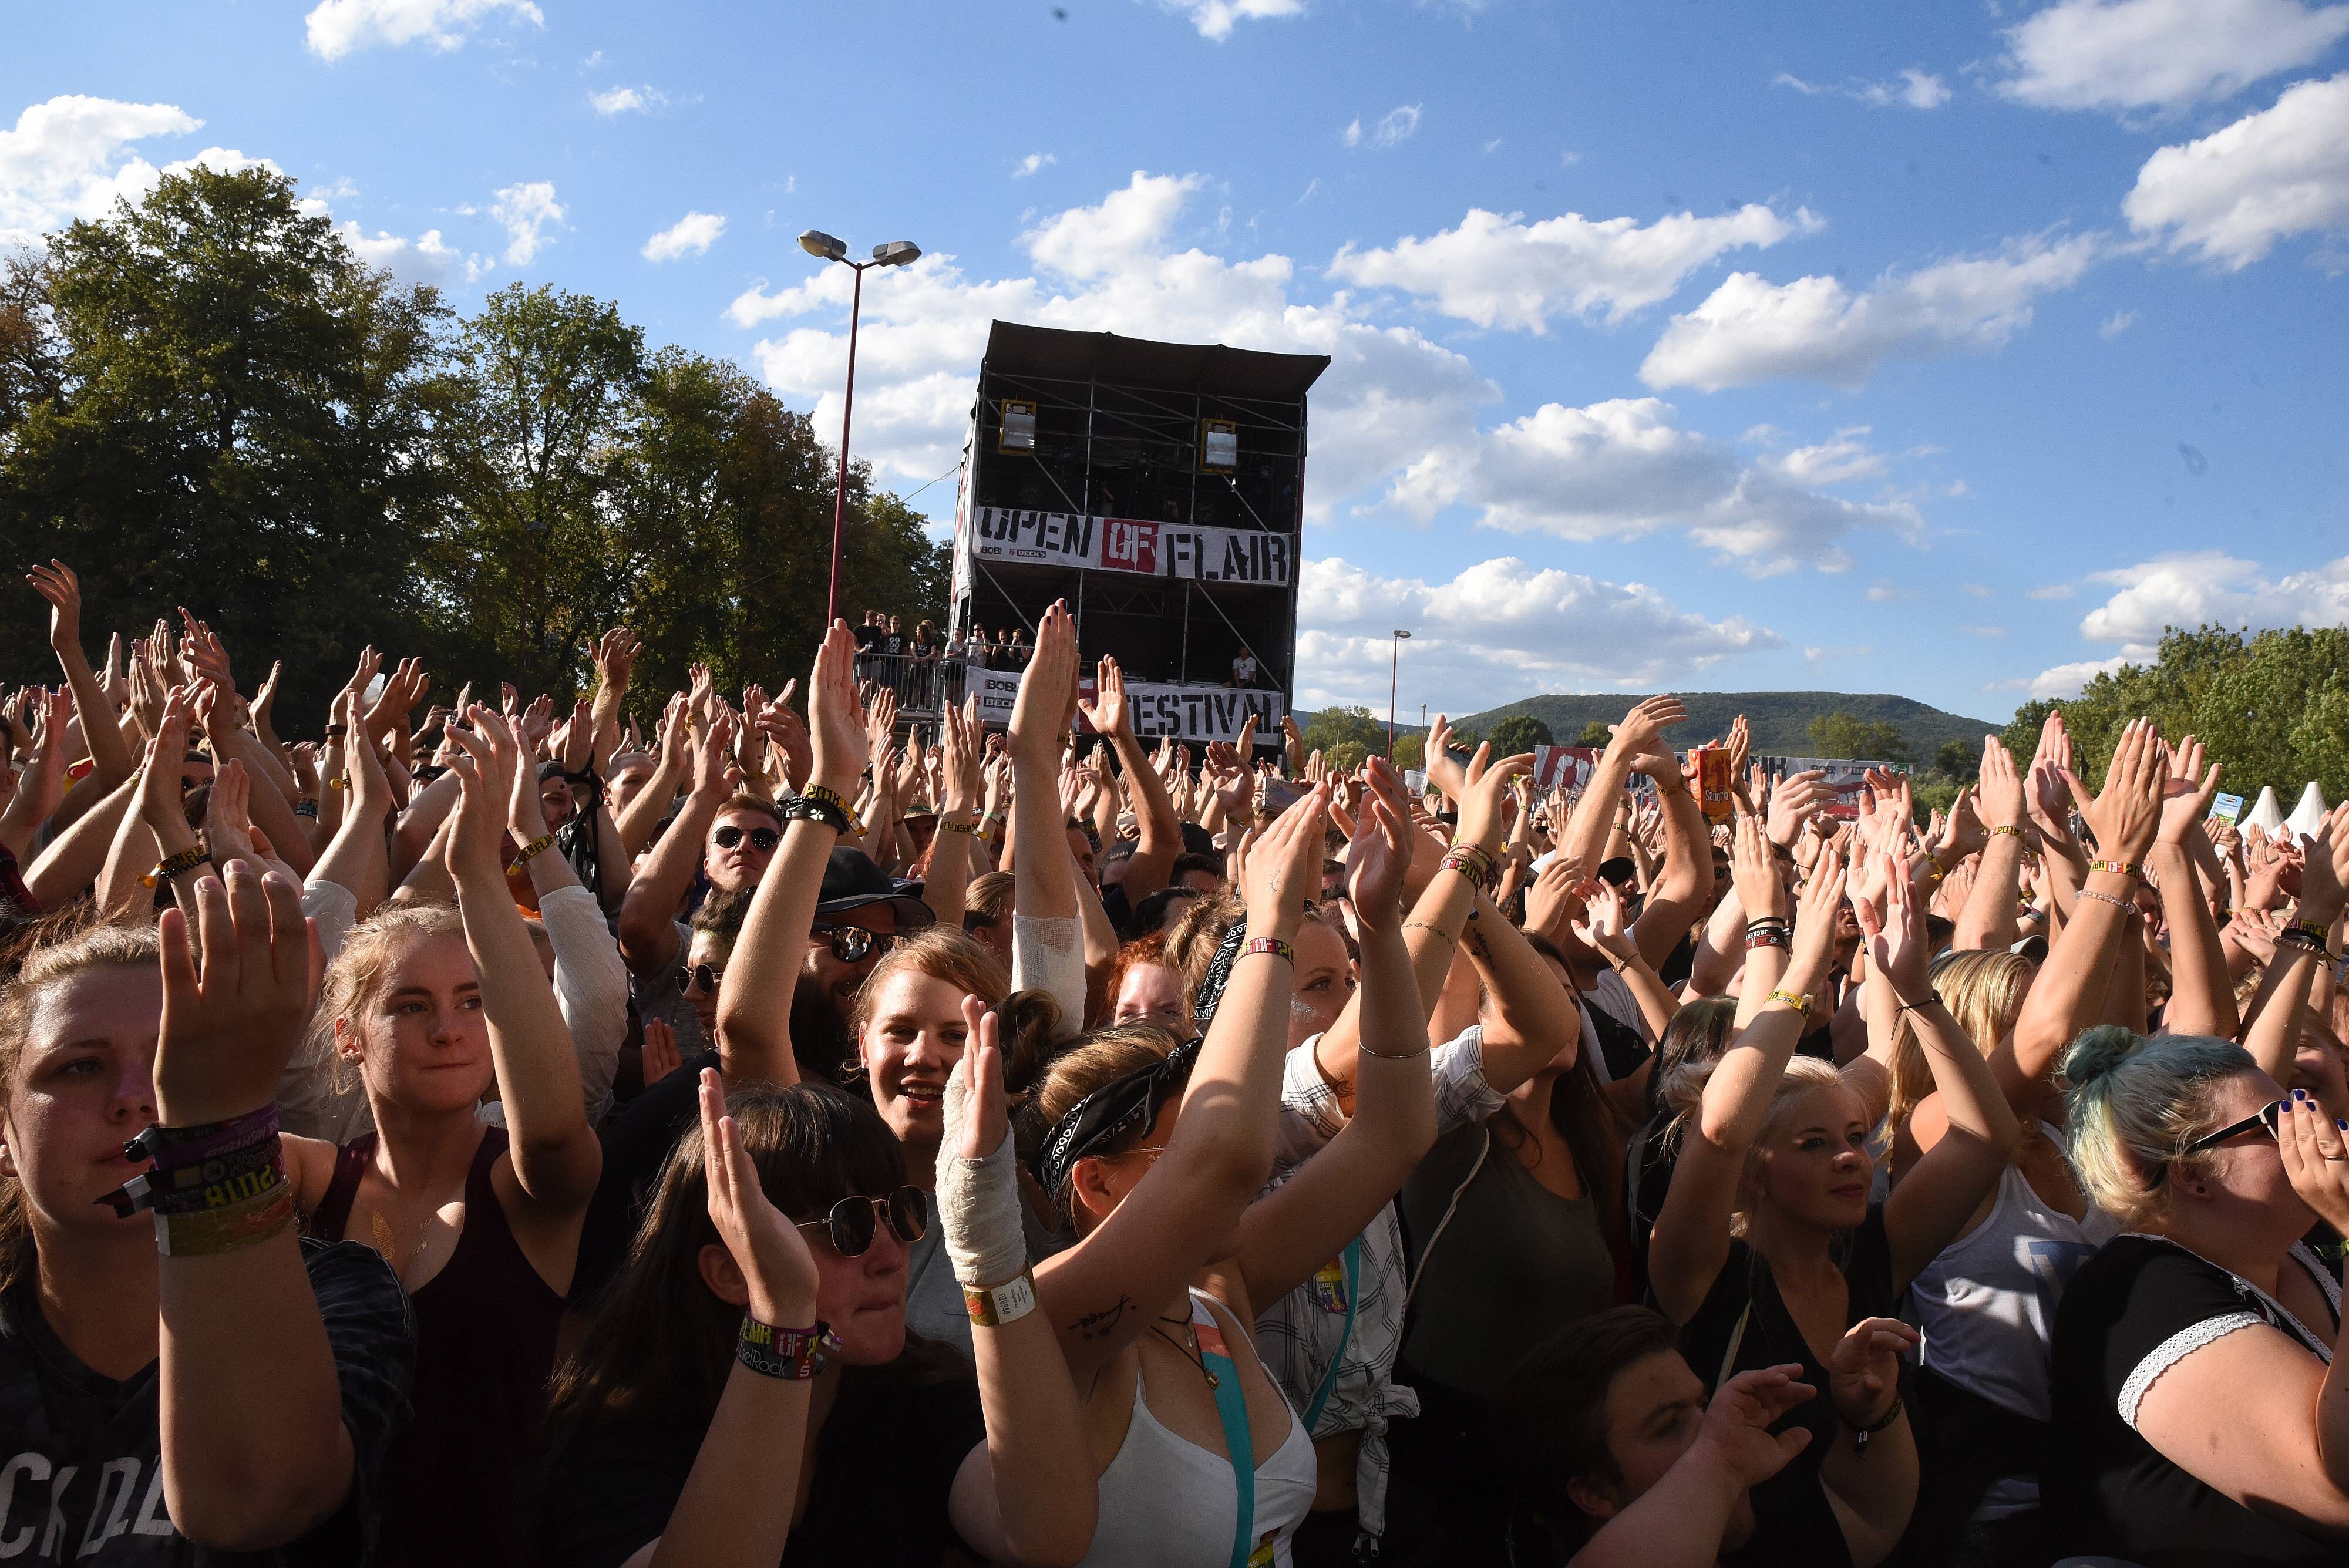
[2247,786,2286,834]
[2286,781,2331,840]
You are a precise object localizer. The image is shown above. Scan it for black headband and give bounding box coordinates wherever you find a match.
[1189,917,1252,1035]
[1031,1037,1201,1201]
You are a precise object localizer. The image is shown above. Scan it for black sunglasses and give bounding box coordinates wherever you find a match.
[712,825,780,852]
[792,1186,928,1257]
[675,963,723,996]
[812,923,897,964]
[2173,1098,2288,1163]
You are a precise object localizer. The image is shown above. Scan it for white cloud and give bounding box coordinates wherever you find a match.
[2018,655,2134,699]
[489,180,563,264]
[1994,0,2349,115]
[1481,137,1503,154]
[2078,549,2349,645]
[1297,556,1779,708]
[2099,308,2139,337]
[1155,0,1306,41]
[1013,153,1056,180]
[339,221,479,283]
[304,0,545,60]
[1868,579,1917,602]
[1773,67,1951,108]
[1962,624,2008,637]
[1342,118,1362,147]
[642,210,725,262]
[1326,202,1820,330]
[2027,583,2077,599]
[1368,105,1422,148]
[1961,582,1994,598]
[1640,231,2102,391]
[0,95,201,248]
[2123,73,2349,269]
[590,85,667,116]
[1394,398,1923,576]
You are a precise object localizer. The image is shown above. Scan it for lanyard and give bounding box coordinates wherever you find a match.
[1301,1239,1361,1434]
[1193,1304,1265,1568]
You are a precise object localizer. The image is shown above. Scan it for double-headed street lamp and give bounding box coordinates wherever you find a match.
[800,230,921,627]
[1387,629,1412,759]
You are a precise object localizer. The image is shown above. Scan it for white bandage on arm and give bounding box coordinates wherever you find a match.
[1012,911,1088,1040]
[935,1058,1028,1291]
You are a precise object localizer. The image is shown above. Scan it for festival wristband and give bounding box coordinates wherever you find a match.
[511,833,556,865]
[1988,824,2026,840]
[1764,989,1815,1021]
[2276,927,2328,955]
[1243,937,1295,966]
[129,1140,287,1217]
[782,794,856,835]
[938,817,982,836]
[154,1181,295,1257]
[1846,1391,1905,1455]
[736,1315,837,1380]
[2088,859,2143,881]
[1746,928,1792,951]
[124,1103,281,1172]
[963,1269,1038,1328]
[141,846,210,888]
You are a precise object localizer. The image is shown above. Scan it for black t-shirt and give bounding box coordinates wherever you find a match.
[1676,1205,1899,1568]
[0,1239,413,1566]
[572,1065,704,1308]
[880,632,906,658]
[853,624,879,652]
[542,1337,986,1568]
[2047,1234,2341,1566]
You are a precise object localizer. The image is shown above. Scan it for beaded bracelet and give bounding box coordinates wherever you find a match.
[2076,888,2135,916]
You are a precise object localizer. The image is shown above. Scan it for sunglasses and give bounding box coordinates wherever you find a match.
[712,825,780,852]
[2173,1098,2288,1162]
[792,1186,928,1257]
[675,963,724,996]
[812,923,897,964]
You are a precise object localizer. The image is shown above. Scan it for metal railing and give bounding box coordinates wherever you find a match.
[852,651,981,719]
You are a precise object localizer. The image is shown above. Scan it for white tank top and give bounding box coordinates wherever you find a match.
[1910,1148,2116,1422]
[1078,1289,1320,1567]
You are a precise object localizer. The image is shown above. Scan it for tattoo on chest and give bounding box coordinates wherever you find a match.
[1070,1297,1135,1341]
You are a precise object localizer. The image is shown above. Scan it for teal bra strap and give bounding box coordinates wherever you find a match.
[1194,1298,1258,1568]
[1301,1238,1361,1434]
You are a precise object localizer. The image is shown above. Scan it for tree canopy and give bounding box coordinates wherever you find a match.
[1,166,945,731]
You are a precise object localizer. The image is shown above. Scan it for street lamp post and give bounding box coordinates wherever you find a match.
[800,230,922,628]
[1387,629,1411,759]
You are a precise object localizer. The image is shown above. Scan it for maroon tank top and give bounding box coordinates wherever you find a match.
[308,1125,564,1568]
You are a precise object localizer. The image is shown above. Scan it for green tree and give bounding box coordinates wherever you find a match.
[1302,703,1387,758]
[1389,732,1424,769]
[1326,741,1368,773]
[1808,710,1909,765]
[0,166,456,730]
[1929,738,1977,782]
[1487,713,1554,756]
[1575,720,1613,748]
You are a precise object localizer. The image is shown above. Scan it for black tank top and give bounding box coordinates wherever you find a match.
[308,1125,563,1568]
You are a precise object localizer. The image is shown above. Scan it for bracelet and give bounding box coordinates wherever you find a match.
[1771,842,1796,864]
[963,1268,1038,1328]
[2076,888,2135,916]
[154,1180,295,1257]
[1848,1390,1905,1455]
[1746,928,1792,951]
[326,776,349,791]
[938,818,982,836]
[1441,845,1497,891]
[1988,825,2027,840]
[1242,937,1295,966]
[292,798,319,818]
[1359,1038,1434,1061]
[142,846,211,888]
[512,833,556,864]
[1894,999,1939,1019]
[2088,859,2143,881]
[802,782,856,815]
[2298,919,2332,943]
[782,793,856,835]
[736,1314,837,1379]
[1400,920,1457,946]
[1764,989,1815,1021]
[133,1139,288,1217]
[2276,928,2328,956]
[125,1103,282,1170]
[324,724,348,738]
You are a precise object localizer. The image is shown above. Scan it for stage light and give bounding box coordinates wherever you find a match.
[1201,418,1238,472]
[999,400,1038,454]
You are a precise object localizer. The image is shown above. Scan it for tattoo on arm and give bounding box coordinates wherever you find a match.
[1070,1297,1136,1341]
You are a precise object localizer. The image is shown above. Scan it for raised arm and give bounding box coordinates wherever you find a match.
[1648,854,1846,1324]
[0,689,70,859]
[1993,719,2163,1101]
[153,864,365,1549]
[1562,696,1686,879]
[617,698,692,859]
[1080,657,1179,903]
[616,714,735,981]
[27,561,134,789]
[1035,784,1329,1381]
[1238,762,1440,1305]
[1566,1367,1818,1568]
[919,698,982,932]
[2242,808,2349,1082]
[443,709,601,1212]
[714,624,867,1086]
[1953,737,2030,954]
[2151,737,2234,1040]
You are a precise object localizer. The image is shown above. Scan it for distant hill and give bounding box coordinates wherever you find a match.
[1441,691,2004,758]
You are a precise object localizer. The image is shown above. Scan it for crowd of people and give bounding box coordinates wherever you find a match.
[2,552,2347,1567]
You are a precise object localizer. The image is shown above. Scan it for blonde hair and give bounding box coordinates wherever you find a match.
[307,902,467,1093]
[1664,1054,1853,1236]
[1019,1022,1183,1229]
[848,927,1008,1036]
[2062,1027,2254,1231]
[0,921,163,1298]
[1883,952,2035,1145]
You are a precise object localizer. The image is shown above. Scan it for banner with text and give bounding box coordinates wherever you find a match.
[966,666,1284,743]
[970,507,1293,587]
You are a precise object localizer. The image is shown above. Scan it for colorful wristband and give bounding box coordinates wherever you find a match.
[141,846,210,889]
[154,1180,295,1257]
[2088,859,2143,881]
[736,1315,837,1380]
[963,1269,1038,1328]
[1243,937,1296,966]
[511,833,556,865]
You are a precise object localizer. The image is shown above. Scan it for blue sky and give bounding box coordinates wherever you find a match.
[7,0,2348,726]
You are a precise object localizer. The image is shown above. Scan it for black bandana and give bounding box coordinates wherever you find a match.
[1030,1037,1201,1200]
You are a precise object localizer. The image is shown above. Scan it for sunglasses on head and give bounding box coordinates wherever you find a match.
[812,923,897,964]
[792,1186,928,1257]
[675,963,723,995]
[712,825,780,852]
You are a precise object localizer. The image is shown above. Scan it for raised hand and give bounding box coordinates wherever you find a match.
[135,690,196,832]
[1977,735,2028,833]
[641,1018,682,1088]
[688,662,715,719]
[204,759,270,877]
[697,1068,819,1326]
[1766,768,1828,848]
[1423,715,1467,802]
[1076,655,1131,739]
[25,561,85,655]
[561,696,596,777]
[1342,758,1414,928]
[442,706,522,883]
[2156,735,2223,847]
[1455,750,1534,854]
[1008,601,1076,763]
[1607,694,1687,777]
[1571,878,1638,963]
[1692,1365,1819,1491]
[153,862,315,1126]
[1730,809,1787,923]
[2027,709,2078,848]
[593,627,642,691]
[1828,1317,1920,1429]
[2061,718,2163,866]
[1237,781,1329,944]
[1522,854,1588,941]
[177,607,235,692]
[807,620,868,798]
[1853,852,1931,1004]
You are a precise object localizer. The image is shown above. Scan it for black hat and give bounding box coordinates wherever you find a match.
[815,847,935,930]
